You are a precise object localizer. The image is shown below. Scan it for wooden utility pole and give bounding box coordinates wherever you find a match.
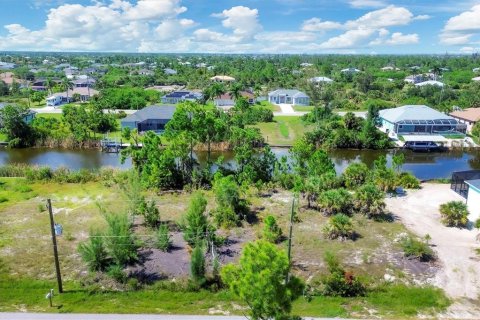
[286,197,295,283]
[47,199,63,293]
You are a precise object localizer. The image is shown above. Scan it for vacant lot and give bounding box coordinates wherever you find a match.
[254,116,313,146]
[0,178,450,317]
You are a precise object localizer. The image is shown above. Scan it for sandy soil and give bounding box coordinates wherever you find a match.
[386,183,480,318]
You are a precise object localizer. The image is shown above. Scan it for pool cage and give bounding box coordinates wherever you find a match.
[451,170,480,198]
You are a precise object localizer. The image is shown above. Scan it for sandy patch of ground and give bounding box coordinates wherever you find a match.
[386,183,480,317]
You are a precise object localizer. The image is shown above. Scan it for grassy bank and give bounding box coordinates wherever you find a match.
[0,273,448,318]
[254,116,312,145]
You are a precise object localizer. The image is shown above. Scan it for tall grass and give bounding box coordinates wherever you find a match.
[0,164,122,184]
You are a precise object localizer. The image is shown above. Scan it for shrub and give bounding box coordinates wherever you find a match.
[190,245,206,287]
[317,188,353,216]
[156,224,172,252]
[182,192,210,247]
[103,212,138,266]
[342,162,369,189]
[400,236,435,262]
[439,201,469,228]
[321,252,366,297]
[107,264,127,283]
[353,183,386,218]
[263,215,283,243]
[78,230,109,271]
[213,175,248,228]
[138,199,160,229]
[323,214,355,240]
[396,172,420,189]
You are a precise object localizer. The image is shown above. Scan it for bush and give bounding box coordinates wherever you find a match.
[182,192,210,247]
[263,215,283,243]
[138,199,160,229]
[103,212,138,266]
[213,175,248,228]
[396,172,420,189]
[78,231,108,271]
[439,201,469,228]
[107,264,127,283]
[190,245,206,288]
[400,236,435,262]
[156,224,172,252]
[317,188,353,216]
[321,252,366,297]
[342,162,369,189]
[353,183,386,218]
[323,214,355,240]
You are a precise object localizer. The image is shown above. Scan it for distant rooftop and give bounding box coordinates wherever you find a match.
[450,108,480,123]
[122,105,176,123]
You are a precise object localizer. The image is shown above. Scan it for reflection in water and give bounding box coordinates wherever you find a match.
[0,147,478,180]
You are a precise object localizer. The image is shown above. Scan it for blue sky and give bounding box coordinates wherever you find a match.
[0,0,479,53]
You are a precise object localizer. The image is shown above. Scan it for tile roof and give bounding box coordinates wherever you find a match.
[450,108,480,122]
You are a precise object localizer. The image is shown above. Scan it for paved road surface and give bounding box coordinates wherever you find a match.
[0,314,332,320]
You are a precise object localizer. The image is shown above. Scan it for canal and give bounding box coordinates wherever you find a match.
[0,148,479,181]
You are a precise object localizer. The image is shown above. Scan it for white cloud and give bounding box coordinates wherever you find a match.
[212,6,262,41]
[413,14,431,21]
[440,4,480,45]
[319,29,377,49]
[301,18,342,32]
[0,0,191,51]
[348,0,387,9]
[255,31,316,42]
[459,46,479,53]
[345,5,414,29]
[385,32,419,45]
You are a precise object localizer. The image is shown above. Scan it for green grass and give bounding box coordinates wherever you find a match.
[442,134,466,139]
[37,113,63,120]
[293,105,314,112]
[259,101,281,112]
[254,116,312,146]
[0,272,449,318]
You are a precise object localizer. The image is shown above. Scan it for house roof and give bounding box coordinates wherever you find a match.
[163,91,202,99]
[210,75,235,81]
[379,105,456,124]
[450,108,480,122]
[54,87,99,97]
[472,76,480,81]
[415,80,444,87]
[341,68,360,73]
[268,89,309,98]
[309,76,333,83]
[121,105,176,123]
[465,179,480,193]
[215,91,254,100]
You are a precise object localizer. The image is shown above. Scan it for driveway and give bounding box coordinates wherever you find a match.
[386,184,480,317]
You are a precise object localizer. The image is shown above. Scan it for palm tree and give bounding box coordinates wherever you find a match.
[45,77,54,95]
[61,77,74,102]
[229,83,243,101]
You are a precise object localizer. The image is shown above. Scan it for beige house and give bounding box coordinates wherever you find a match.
[210,75,235,83]
[450,108,480,133]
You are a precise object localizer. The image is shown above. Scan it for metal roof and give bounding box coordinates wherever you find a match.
[465,179,480,192]
[379,105,456,124]
[268,89,309,98]
[121,105,176,123]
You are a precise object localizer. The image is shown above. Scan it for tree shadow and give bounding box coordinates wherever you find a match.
[128,269,167,284]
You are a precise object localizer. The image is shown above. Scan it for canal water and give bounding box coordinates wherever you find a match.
[0,147,479,181]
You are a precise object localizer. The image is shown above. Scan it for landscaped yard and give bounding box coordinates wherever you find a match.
[0,177,450,317]
[254,116,313,145]
[293,105,314,112]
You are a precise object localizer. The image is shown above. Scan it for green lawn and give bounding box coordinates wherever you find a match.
[259,100,281,112]
[36,113,63,120]
[254,116,312,146]
[442,133,466,139]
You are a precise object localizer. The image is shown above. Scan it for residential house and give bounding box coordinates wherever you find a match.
[0,103,36,124]
[214,91,254,107]
[121,105,176,133]
[381,66,400,71]
[472,76,480,82]
[268,89,309,106]
[309,76,333,84]
[300,63,313,67]
[473,67,480,73]
[340,68,361,74]
[163,68,177,75]
[451,170,480,222]
[137,69,154,76]
[161,91,203,104]
[210,75,235,83]
[0,62,16,70]
[450,108,480,133]
[72,78,96,88]
[415,80,444,87]
[379,105,465,135]
[46,87,99,107]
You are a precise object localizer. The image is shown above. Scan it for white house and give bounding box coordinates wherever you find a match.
[210,75,235,82]
[465,180,480,222]
[46,95,62,107]
[381,66,400,71]
[309,76,333,83]
[472,76,480,82]
[415,80,444,87]
[341,67,361,74]
[268,89,309,106]
[473,67,480,73]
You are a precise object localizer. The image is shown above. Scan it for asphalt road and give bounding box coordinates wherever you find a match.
[0,314,333,320]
